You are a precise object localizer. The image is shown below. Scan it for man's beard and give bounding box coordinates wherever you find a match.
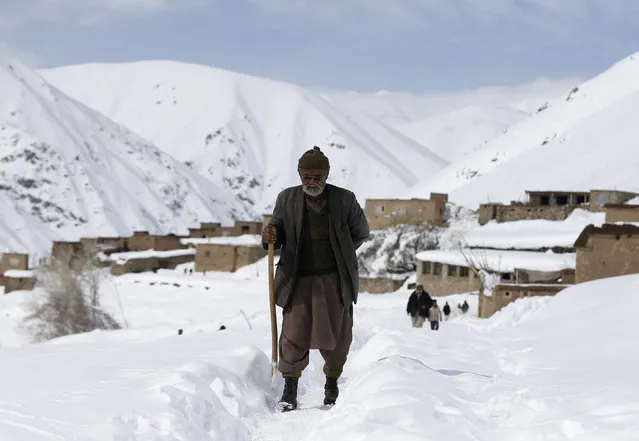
[302,182,325,197]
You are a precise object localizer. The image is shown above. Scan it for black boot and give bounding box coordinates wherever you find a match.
[277,376,298,412]
[324,376,339,405]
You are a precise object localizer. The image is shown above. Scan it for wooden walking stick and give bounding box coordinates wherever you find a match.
[267,243,278,377]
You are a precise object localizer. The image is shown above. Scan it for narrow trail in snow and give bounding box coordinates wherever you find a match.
[249,387,332,441]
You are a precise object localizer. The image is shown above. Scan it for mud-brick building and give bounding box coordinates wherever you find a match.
[0,253,30,287]
[415,249,575,298]
[194,236,267,272]
[364,193,448,230]
[604,204,639,223]
[479,189,639,225]
[188,221,264,238]
[3,270,36,294]
[126,231,185,252]
[478,283,570,318]
[188,222,222,238]
[574,223,639,284]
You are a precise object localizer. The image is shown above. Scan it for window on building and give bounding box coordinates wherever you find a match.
[433,263,442,275]
[459,266,469,277]
[422,262,432,274]
[576,195,586,204]
[501,273,511,281]
[376,205,384,213]
[556,195,569,205]
[540,195,550,205]
[397,207,407,214]
[447,265,457,276]
[9,258,18,266]
[523,291,529,297]
[241,226,250,234]
[505,291,511,297]
[204,251,211,257]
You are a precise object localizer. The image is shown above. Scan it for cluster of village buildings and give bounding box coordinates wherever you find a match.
[2,189,639,320]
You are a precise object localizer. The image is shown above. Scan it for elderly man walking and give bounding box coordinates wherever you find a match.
[262,146,370,411]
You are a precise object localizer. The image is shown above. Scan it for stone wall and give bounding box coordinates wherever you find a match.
[358,276,407,294]
[495,204,576,223]
[478,283,570,318]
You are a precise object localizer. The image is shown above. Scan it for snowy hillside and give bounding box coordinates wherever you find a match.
[410,50,639,207]
[40,62,575,213]
[0,54,253,256]
[0,256,637,440]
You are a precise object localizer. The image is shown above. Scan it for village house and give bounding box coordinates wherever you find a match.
[479,189,639,225]
[604,204,639,223]
[188,222,222,238]
[415,248,575,316]
[188,221,263,238]
[127,231,185,252]
[573,223,639,284]
[194,235,267,272]
[364,193,448,230]
[0,252,29,286]
[3,270,36,294]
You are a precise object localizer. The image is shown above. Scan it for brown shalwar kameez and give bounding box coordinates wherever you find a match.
[278,191,353,378]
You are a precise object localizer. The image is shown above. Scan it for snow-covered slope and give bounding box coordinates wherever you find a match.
[40,61,575,212]
[0,54,253,255]
[1,256,637,440]
[409,51,639,207]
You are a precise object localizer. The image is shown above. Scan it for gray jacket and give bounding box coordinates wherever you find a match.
[263,183,370,309]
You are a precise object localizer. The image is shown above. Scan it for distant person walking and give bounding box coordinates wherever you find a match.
[443,301,451,321]
[428,299,443,330]
[406,284,432,328]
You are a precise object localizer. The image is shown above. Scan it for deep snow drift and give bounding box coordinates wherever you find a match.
[0,257,636,441]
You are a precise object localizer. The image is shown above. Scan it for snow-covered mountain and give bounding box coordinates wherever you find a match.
[0,54,253,256]
[409,50,639,207]
[40,62,575,213]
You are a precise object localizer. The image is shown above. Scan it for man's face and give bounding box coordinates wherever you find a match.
[298,168,328,197]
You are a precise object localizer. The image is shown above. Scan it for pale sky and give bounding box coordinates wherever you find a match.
[1,0,639,92]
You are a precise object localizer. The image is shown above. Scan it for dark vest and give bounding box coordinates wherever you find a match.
[297,195,337,276]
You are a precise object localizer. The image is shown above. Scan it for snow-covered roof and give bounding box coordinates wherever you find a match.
[182,234,263,247]
[102,248,196,263]
[415,249,575,273]
[4,269,35,278]
[464,209,605,250]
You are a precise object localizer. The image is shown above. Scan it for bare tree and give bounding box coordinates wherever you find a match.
[457,246,502,295]
[24,243,121,343]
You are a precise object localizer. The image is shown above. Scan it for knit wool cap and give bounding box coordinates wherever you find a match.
[297,146,330,170]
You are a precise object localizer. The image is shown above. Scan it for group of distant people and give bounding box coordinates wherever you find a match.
[405,284,470,330]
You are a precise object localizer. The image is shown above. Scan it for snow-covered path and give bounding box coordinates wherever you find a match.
[0,261,638,441]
